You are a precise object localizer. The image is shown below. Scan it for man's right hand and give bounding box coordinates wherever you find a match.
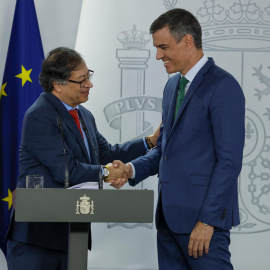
[104,160,133,189]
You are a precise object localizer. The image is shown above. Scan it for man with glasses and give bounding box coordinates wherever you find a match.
[6,47,160,270]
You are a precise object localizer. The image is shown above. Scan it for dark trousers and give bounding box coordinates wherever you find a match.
[7,239,68,270]
[157,207,233,270]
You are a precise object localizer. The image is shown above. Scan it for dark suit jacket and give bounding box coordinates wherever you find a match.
[130,58,245,233]
[8,92,146,251]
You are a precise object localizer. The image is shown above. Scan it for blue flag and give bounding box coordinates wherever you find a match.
[0,0,44,257]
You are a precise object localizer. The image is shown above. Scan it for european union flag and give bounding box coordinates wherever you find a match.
[0,0,44,257]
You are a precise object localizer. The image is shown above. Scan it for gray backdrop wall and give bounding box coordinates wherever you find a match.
[1,0,270,269]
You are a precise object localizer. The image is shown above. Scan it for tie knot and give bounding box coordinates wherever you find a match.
[69,109,84,138]
[179,76,189,90]
[69,109,79,120]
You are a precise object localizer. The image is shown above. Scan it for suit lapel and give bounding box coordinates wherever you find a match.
[163,74,181,141]
[168,75,180,131]
[172,75,202,126]
[64,110,91,163]
[43,93,91,163]
[168,58,215,136]
[78,108,99,164]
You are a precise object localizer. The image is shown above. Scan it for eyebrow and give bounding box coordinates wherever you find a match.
[76,70,89,80]
[154,44,168,48]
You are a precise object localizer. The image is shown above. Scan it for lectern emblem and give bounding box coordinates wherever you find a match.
[76,194,94,215]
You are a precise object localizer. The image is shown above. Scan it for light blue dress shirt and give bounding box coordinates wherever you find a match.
[60,101,91,160]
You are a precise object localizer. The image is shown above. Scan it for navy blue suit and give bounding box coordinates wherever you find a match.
[130,58,245,269]
[7,92,146,257]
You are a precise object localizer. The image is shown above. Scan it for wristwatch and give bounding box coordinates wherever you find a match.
[102,166,109,180]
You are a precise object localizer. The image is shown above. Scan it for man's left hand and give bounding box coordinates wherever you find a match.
[104,160,132,189]
[147,121,162,147]
[188,221,214,258]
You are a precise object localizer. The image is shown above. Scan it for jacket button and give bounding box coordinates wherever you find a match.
[164,156,168,160]
[221,209,227,220]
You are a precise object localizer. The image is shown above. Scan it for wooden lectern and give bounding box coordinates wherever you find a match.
[15,188,154,270]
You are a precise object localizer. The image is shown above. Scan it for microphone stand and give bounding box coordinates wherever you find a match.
[57,117,69,189]
[80,118,103,190]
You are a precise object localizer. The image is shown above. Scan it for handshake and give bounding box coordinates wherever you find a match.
[102,121,162,189]
[103,160,133,189]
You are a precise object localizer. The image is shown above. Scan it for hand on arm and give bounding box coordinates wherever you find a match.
[146,121,162,148]
[188,221,214,258]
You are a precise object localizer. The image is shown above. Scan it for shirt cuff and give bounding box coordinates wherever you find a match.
[143,137,149,152]
[128,162,136,179]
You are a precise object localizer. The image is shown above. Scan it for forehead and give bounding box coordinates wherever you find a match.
[152,27,177,47]
[70,63,88,79]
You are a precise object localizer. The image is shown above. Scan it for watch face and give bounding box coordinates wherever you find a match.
[103,167,109,178]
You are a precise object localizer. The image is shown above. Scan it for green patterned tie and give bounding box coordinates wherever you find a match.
[174,76,189,121]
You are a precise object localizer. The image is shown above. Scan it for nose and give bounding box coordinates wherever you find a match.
[87,81,93,88]
[82,78,93,88]
[156,48,164,60]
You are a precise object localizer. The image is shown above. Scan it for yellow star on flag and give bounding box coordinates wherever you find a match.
[2,189,13,210]
[0,82,7,99]
[15,65,32,87]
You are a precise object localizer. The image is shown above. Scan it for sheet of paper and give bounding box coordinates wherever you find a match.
[68,182,99,190]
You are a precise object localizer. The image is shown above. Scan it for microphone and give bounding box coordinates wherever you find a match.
[80,118,103,190]
[57,117,69,189]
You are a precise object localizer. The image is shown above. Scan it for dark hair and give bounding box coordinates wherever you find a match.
[150,8,202,49]
[39,47,85,92]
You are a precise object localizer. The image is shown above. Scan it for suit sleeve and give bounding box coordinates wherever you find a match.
[198,76,245,228]
[97,131,147,165]
[21,112,99,186]
[129,123,163,186]
[21,110,146,187]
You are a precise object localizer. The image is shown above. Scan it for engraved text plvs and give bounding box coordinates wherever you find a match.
[114,98,156,114]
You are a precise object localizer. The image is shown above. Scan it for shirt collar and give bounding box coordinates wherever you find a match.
[182,54,208,83]
[60,101,79,111]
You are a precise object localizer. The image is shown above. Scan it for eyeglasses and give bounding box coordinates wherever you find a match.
[67,70,94,88]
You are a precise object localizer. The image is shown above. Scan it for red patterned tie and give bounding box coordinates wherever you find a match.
[69,109,84,138]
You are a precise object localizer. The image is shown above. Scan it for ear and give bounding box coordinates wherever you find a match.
[183,34,193,48]
[52,81,63,93]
